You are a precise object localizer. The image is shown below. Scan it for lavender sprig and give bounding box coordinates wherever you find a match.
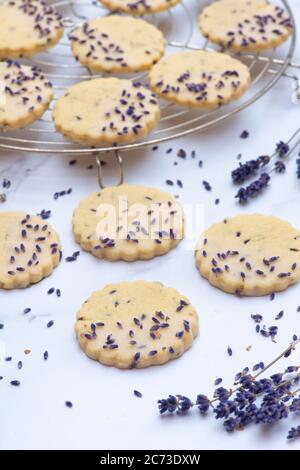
[231,129,300,204]
[158,339,300,440]
[235,173,270,204]
[231,156,270,184]
[231,140,291,185]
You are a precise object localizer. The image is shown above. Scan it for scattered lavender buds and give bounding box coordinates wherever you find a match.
[65,401,73,408]
[240,130,249,139]
[287,426,300,440]
[202,180,212,191]
[2,178,11,189]
[10,380,20,387]
[134,390,143,398]
[275,310,284,321]
[37,209,51,220]
[65,251,80,262]
[53,188,72,200]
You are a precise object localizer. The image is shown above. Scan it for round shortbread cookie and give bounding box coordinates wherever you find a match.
[0,60,53,130]
[199,0,293,52]
[75,280,199,369]
[70,15,166,73]
[148,50,251,109]
[72,185,184,261]
[0,0,64,58]
[99,0,181,16]
[52,78,160,145]
[195,214,300,297]
[0,212,61,289]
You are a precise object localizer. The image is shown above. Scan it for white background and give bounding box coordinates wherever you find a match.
[1,0,300,450]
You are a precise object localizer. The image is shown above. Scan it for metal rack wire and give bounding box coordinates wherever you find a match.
[0,0,299,156]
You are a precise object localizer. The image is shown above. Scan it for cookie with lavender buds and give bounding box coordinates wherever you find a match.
[72,184,184,261]
[99,0,181,16]
[148,50,250,109]
[195,214,300,296]
[75,280,198,369]
[0,212,61,289]
[70,16,166,73]
[199,0,293,52]
[0,0,64,58]
[0,60,53,130]
[52,78,160,145]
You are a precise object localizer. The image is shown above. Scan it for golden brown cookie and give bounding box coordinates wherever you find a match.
[70,15,166,73]
[0,60,53,130]
[99,0,181,16]
[72,184,184,261]
[0,0,64,58]
[149,50,250,109]
[0,211,61,289]
[199,0,293,52]
[75,280,199,369]
[52,78,160,145]
[195,214,300,296]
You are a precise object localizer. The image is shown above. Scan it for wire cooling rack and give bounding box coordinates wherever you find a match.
[0,0,299,156]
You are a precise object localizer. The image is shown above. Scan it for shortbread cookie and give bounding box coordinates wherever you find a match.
[0,60,53,130]
[148,50,250,109]
[52,78,160,145]
[0,0,64,58]
[70,16,166,73]
[195,214,300,296]
[199,0,293,52]
[75,280,198,369]
[72,184,184,261]
[0,212,61,289]
[99,0,181,16]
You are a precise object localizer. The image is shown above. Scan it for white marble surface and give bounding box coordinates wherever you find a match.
[1,0,300,451]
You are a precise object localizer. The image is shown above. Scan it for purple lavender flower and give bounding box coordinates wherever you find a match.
[276,141,290,157]
[235,173,270,204]
[287,425,300,440]
[231,156,270,184]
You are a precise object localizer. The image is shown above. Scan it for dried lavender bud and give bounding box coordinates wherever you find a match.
[296,158,300,179]
[240,130,249,139]
[275,161,286,173]
[231,155,270,184]
[276,141,290,157]
[287,426,300,440]
[196,394,210,413]
[202,180,212,191]
[235,173,270,204]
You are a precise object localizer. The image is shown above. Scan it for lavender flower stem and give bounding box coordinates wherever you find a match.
[253,339,300,380]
